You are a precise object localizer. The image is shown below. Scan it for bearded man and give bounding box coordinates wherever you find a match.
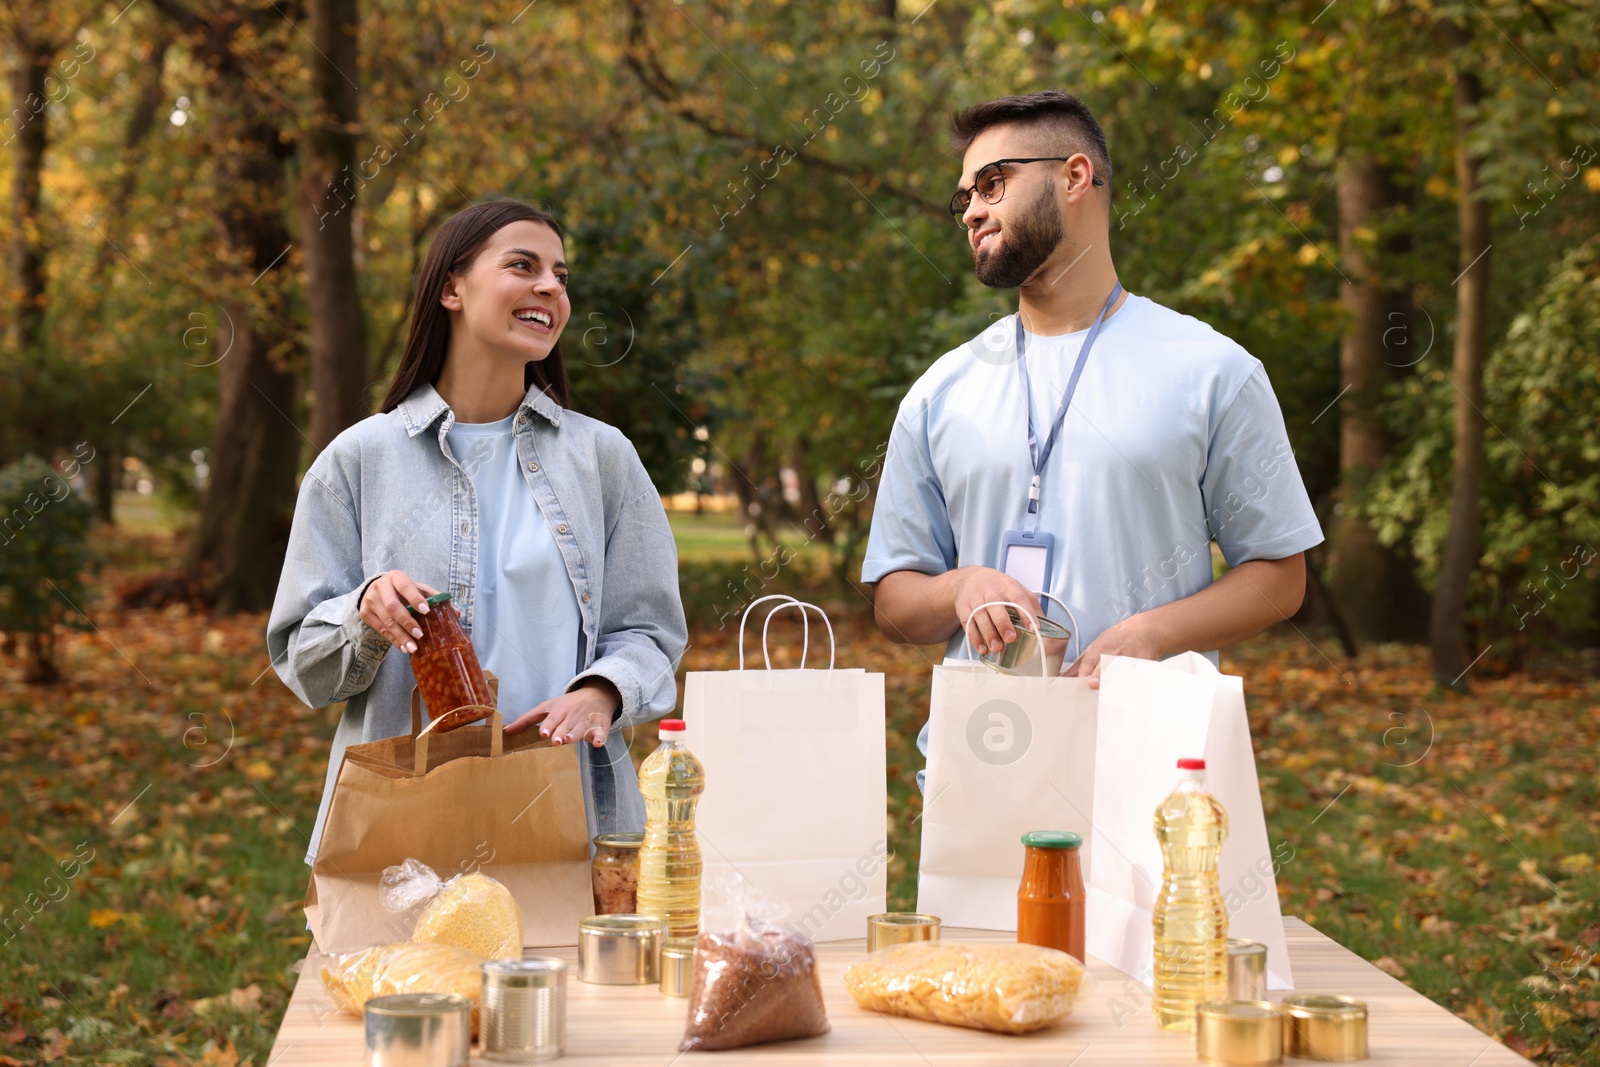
[861,90,1324,788]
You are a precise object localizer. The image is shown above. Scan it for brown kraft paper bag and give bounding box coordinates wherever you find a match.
[305,684,593,952]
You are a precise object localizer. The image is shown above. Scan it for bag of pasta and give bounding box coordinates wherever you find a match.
[679,874,830,1051]
[843,941,1085,1034]
[321,941,485,1033]
[380,858,523,960]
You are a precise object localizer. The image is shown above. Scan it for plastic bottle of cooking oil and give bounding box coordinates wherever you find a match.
[636,719,705,939]
[1152,757,1229,1031]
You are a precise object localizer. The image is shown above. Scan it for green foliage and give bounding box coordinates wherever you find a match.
[5,0,1599,620]
[1365,238,1600,644]
[559,207,705,495]
[0,456,98,682]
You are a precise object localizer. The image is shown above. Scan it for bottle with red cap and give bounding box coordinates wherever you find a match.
[636,719,706,939]
[1152,757,1229,1031]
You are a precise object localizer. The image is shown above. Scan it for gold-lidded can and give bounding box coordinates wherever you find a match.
[660,936,697,997]
[1196,1000,1283,1066]
[1227,938,1269,1001]
[576,914,665,985]
[866,913,941,953]
[1281,994,1368,1061]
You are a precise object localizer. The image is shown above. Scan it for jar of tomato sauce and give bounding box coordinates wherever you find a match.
[407,592,495,733]
[1017,830,1085,962]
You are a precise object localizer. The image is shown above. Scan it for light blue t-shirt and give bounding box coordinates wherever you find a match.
[445,413,582,719]
[862,293,1324,665]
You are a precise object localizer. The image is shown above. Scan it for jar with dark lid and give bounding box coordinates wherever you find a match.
[591,832,644,915]
[406,592,495,734]
[1017,830,1086,962]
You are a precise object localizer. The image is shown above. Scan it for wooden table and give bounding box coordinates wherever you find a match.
[268,919,1526,1065]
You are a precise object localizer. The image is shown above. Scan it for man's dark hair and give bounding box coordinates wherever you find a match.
[950,90,1113,189]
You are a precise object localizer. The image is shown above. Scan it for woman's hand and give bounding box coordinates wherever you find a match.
[359,571,447,654]
[505,679,622,747]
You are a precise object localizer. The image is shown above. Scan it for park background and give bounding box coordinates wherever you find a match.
[1,0,1598,1064]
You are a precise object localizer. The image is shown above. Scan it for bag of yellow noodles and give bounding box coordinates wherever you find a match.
[321,941,485,1033]
[842,941,1086,1034]
[379,858,523,960]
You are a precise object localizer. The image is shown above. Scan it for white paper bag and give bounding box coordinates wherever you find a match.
[681,596,888,942]
[917,642,1098,931]
[1087,652,1294,989]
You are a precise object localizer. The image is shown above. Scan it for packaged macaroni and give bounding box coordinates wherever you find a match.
[380,859,523,960]
[321,941,484,1031]
[411,872,522,959]
[842,941,1086,1034]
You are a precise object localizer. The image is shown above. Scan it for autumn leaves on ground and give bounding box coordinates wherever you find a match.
[2,522,1597,1067]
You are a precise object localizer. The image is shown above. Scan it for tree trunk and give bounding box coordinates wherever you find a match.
[90,443,116,523]
[94,32,171,278]
[23,628,60,685]
[1430,20,1491,690]
[1326,147,1428,642]
[83,30,171,527]
[174,10,304,616]
[7,41,47,355]
[791,436,825,539]
[5,38,50,462]
[185,280,302,616]
[301,0,369,455]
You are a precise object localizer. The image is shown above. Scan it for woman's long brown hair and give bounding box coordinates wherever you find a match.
[381,199,571,413]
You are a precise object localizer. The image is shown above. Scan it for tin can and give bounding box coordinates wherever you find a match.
[1196,1000,1283,1066]
[978,605,1072,675]
[866,913,941,953]
[576,914,665,985]
[481,958,565,1063]
[1281,994,1368,1061]
[1227,938,1269,1001]
[659,936,697,997]
[364,992,471,1067]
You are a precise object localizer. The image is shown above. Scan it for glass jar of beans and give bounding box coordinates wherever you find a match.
[406,592,495,733]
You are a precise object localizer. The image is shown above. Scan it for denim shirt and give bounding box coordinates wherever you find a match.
[266,381,688,864]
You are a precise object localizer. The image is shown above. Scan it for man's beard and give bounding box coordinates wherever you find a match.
[973,184,1064,289]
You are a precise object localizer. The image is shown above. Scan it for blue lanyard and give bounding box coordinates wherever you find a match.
[1016,283,1124,517]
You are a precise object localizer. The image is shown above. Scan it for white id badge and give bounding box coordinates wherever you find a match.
[999,528,1055,609]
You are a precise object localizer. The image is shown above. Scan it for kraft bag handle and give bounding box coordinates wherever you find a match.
[961,600,1051,679]
[761,600,836,671]
[409,672,503,776]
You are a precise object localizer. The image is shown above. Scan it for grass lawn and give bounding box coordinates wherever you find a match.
[1,511,1595,1065]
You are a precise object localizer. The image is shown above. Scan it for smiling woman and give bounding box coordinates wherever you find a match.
[266,199,688,857]
[380,202,574,415]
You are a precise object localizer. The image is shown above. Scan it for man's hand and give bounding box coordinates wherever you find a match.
[1061,554,1307,686]
[953,567,1047,655]
[505,679,622,747]
[1063,615,1166,688]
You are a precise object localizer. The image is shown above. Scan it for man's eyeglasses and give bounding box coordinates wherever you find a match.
[950,157,1104,228]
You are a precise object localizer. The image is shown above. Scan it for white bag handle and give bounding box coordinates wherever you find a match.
[738,594,800,670]
[961,600,1050,679]
[761,600,836,671]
